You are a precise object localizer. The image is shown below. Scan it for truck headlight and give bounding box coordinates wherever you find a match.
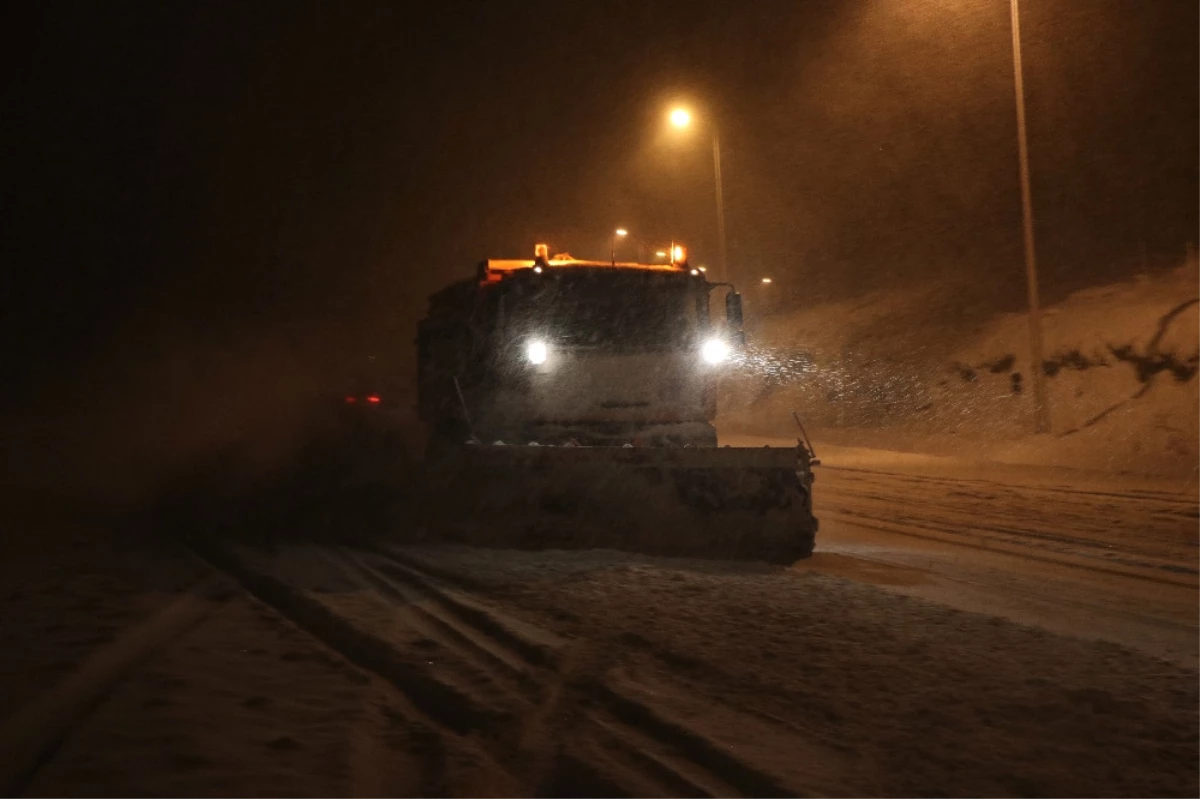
[526,339,548,365]
[701,338,729,364]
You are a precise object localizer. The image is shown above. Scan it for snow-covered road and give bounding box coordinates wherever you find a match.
[3,443,1197,796]
[732,436,1199,666]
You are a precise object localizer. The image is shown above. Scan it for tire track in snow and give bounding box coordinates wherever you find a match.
[819,466,1198,586]
[0,581,228,795]
[356,545,766,796]
[372,544,859,797]
[192,539,792,796]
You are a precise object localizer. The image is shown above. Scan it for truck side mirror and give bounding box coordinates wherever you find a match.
[725,291,744,329]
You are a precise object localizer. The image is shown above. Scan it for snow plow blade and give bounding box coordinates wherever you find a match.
[418,445,818,564]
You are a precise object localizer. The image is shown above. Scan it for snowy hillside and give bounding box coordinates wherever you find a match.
[723,259,1199,478]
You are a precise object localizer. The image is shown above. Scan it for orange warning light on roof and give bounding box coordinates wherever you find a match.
[481,243,689,283]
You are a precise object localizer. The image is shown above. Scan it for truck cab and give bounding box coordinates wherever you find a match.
[418,246,742,448]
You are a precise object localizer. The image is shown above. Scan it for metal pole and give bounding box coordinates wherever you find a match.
[611,233,616,266]
[1010,0,1050,434]
[712,126,729,284]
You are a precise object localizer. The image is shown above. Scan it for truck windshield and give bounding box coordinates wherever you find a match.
[508,273,703,351]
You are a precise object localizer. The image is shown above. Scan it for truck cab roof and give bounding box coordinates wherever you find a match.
[480,256,690,284]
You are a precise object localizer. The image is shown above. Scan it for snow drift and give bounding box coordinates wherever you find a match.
[724,258,1199,477]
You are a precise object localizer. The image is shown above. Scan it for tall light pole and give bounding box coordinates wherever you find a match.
[611,227,628,265]
[1009,0,1051,433]
[669,107,729,284]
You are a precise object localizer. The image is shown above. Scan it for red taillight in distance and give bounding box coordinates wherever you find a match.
[366,395,381,404]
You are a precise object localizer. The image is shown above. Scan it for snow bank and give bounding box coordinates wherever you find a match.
[725,259,1199,477]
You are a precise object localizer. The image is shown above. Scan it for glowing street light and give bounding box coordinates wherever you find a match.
[666,105,727,284]
[761,277,772,284]
[654,250,667,258]
[611,227,628,265]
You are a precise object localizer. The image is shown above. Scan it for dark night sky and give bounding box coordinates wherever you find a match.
[4,0,1197,407]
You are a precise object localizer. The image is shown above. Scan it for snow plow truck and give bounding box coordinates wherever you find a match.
[415,244,818,563]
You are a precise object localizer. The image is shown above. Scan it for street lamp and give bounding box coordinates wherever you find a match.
[667,106,728,285]
[760,277,772,284]
[611,228,628,265]
[1009,0,1050,434]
